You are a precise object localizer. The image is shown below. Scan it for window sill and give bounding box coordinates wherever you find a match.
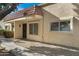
[50,31,73,34]
[29,34,38,35]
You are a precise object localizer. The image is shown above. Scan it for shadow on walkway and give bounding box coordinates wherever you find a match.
[24,46,79,56]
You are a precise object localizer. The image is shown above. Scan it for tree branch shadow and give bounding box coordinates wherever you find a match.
[24,46,79,56]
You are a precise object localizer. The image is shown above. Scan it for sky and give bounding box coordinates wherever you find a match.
[17,3,40,11]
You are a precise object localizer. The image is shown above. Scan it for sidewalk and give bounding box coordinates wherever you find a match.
[0,37,79,56]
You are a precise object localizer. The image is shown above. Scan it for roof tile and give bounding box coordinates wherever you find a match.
[4,6,43,21]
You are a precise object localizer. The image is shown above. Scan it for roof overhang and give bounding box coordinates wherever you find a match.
[5,14,43,23]
[59,16,74,20]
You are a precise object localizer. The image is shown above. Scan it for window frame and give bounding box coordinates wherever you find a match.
[34,23,38,35]
[50,22,59,31]
[50,20,72,32]
[29,24,34,34]
[60,20,71,31]
[29,23,38,35]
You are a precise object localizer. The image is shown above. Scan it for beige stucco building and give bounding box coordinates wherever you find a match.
[3,3,79,48]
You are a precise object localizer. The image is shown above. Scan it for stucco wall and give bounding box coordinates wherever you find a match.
[14,21,23,38]
[27,17,43,42]
[43,7,79,48]
[14,15,43,41]
[0,20,5,29]
[72,18,79,47]
[13,3,79,48]
[4,23,12,31]
[0,20,11,30]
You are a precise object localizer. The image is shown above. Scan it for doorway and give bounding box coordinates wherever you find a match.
[22,23,27,38]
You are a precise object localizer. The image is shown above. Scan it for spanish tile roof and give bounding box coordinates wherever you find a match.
[3,5,43,21]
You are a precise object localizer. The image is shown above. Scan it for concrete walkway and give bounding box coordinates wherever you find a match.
[14,39,79,56]
[0,37,79,56]
[0,38,45,56]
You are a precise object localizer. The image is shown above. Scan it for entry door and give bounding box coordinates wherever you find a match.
[22,24,27,38]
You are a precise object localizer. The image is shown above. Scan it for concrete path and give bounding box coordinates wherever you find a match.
[14,39,79,56]
[0,37,79,56]
[0,38,44,56]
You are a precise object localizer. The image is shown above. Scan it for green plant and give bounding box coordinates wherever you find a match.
[4,31,14,38]
[0,29,4,35]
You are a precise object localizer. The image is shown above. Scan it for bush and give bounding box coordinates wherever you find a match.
[4,31,14,38]
[0,30,4,35]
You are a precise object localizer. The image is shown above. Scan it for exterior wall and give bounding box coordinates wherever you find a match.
[4,23,12,31]
[14,15,43,42]
[14,21,23,38]
[0,20,5,30]
[10,3,79,48]
[42,6,79,48]
[27,19,43,42]
[43,15,74,47]
[0,20,11,30]
[72,18,79,47]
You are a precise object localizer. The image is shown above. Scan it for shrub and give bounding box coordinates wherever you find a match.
[4,31,14,38]
[0,29,4,35]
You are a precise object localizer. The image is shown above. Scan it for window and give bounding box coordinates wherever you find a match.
[29,23,38,35]
[60,21,70,31]
[29,24,33,34]
[34,23,38,35]
[51,20,70,31]
[51,22,59,31]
